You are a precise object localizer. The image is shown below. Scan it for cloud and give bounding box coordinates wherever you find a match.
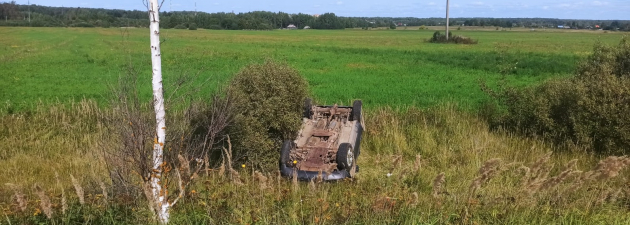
[337,1,343,5]
[592,1,609,6]
[471,2,484,5]
[427,2,436,6]
[542,6,549,10]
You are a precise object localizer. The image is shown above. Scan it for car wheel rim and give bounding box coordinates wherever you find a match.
[347,147,354,167]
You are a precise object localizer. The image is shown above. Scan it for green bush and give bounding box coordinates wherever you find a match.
[485,37,630,154]
[208,24,222,30]
[226,60,309,169]
[188,23,197,30]
[428,31,477,44]
[174,24,186,29]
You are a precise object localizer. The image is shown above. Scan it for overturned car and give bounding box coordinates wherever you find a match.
[280,99,364,181]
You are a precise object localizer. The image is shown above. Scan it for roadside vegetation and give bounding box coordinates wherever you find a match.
[483,37,630,155]
[1,27,630,223]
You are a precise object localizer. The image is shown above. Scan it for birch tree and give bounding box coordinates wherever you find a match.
[145,0,169,223]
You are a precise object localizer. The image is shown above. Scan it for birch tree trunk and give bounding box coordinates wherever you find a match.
[147,0,169,223]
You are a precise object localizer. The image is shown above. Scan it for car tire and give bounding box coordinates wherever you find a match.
[350,100,362,121]
[336,143,354,171]
[280,140,294,168]
[304,98,313,119]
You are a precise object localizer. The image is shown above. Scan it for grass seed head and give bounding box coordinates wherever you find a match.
[433,172,445,198]
[70,174,85,205]
[34,184,53,219]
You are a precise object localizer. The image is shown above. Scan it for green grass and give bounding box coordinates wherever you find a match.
[2,27,630,224]
[1,27,625,111]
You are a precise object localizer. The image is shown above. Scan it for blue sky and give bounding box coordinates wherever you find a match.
[23,1,630,20]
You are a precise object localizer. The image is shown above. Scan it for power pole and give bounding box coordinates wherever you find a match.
[445,0,450,40]
[28,0,31,24]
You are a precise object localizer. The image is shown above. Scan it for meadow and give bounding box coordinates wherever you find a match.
[1,27,630,224]
[0,27,625,110]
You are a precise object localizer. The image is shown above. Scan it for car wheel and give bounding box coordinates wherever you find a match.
[304,98,313,119]
[336,143,354,171]
[279,140,294,168]
[350,100,362,121]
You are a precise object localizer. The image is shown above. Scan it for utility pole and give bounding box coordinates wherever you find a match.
[28,0,30,24]
[445,0,450,40]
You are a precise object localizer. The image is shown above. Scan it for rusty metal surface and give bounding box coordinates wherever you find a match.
[290,103,361,172]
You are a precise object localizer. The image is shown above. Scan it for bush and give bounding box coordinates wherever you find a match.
[188,23,197,30]
[208,24,222,30]
[390,24,397,30]
[484,38,630,154]
[174,24,186,29]
[428,31,477,44]
[226,60,309,169]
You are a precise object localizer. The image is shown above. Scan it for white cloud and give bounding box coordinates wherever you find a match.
[427,2,436,6]
[337,1,343,5]
[472,2,484,5]
[542,6,549,10]
[592,1,609,6]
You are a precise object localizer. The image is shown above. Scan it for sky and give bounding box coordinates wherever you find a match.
[22,0,630,20]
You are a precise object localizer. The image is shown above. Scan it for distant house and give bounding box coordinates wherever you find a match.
[287,24,297,29]
[557,25,564,28]
[303,26,311,29]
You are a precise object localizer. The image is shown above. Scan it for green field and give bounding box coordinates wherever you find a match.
[1,27,625,110]
[3,27,630,224]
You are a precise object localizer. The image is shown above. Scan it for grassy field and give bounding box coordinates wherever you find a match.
[0,27,626,111]
[2,27,630,224]
[2,101,630,224]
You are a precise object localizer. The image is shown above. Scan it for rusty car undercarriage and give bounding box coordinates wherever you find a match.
[280,99,363,181]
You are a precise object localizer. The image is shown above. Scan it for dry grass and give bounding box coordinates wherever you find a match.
[2,101,630,223]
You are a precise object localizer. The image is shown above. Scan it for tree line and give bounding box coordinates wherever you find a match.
[1,1,629,31]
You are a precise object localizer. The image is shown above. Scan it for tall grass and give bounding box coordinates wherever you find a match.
[2,101,630,223]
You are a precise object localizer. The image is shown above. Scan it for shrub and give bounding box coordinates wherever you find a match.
[174,24,186,29]
[188,23,197,30]
[226,60,309,169]
[484,37,630,154]
[428,31,478,44]
[73,22,95,28]
[208,24,222,30]
[390,24,397,30]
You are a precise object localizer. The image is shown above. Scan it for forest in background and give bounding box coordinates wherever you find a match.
[1,1,629,30]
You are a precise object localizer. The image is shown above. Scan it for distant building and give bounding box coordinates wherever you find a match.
[303,26,311,29]
[287,24,297,29]
[557,25,564,28]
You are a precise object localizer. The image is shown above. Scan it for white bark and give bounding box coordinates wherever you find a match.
[147,0,169,223]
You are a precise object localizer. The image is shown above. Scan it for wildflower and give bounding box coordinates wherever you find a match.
[191,190,197,194]
[33,208,41,216]
[293,160,298,164]
[241,164,246,168]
